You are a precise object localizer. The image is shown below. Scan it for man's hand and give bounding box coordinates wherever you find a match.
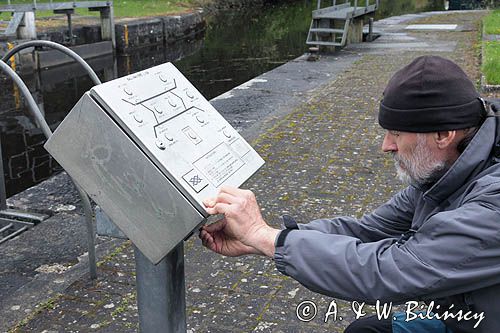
[200,186,280,258]
[199,219,261,257]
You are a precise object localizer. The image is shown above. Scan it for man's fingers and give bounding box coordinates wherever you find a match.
[199,229,214,247]
[203,219,226,233]
[219,185,246,196]
[204,202,230,215]
[200,231,218,252]
[203,198,216,208]
[220,186,256,204]
[216,192,242,205]
[203,192,241,209]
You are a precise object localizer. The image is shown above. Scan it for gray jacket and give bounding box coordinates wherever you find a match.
[274,108,500,332]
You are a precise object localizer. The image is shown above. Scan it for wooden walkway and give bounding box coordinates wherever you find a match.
[306,0,378,47]
[0,1,111,12]
[0,1,114,47]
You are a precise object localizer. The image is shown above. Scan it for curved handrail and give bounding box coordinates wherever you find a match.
[0,55,98,279]
[2,40,102,86]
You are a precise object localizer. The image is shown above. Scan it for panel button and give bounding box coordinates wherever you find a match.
[155,140,166,150]
[159,73,168,82]
[154,105,163,114]
[182,169,209,193]
[223,129,232,138]
[196,115,205,123]
[123,87,133,95]
[186,90,195,99]
[164,133,174,142]
[182,127,202,145]
[133,114,143,123]
[167,98,177,107]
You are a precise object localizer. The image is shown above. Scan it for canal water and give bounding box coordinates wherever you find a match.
[0,0,444,197]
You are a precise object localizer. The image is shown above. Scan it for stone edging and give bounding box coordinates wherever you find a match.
[1,10,206,54]
[114,10,205,51]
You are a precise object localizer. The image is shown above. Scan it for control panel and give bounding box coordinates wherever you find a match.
[90,63,264,212]
[44,63,264,263]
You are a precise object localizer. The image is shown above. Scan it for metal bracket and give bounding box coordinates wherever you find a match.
[95,205,127,239]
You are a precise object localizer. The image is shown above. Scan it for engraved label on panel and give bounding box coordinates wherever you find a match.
[193,143,245,187]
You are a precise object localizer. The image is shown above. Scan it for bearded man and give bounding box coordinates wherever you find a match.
[200,56,500,333]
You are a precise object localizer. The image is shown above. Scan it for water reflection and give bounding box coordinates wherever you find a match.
[0,0,444,197]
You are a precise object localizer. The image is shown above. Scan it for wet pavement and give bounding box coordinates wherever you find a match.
[1,10,495,333]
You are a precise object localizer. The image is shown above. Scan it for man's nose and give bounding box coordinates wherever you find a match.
[382,132,397,152]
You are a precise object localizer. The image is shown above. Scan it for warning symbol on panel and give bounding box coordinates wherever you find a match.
[189,175,203,187]
[182,169,209,193]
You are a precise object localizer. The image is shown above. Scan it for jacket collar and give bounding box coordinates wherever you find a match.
[415,117,497,204]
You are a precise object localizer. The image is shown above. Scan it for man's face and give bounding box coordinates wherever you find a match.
[382,130,448,186]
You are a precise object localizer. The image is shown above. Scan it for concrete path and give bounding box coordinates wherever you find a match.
[0,10,493,333]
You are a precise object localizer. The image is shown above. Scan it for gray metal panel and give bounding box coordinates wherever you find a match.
[44,93,205,264]
[89,62,265,215]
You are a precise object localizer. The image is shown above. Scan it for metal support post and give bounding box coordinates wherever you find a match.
[99,6,115,49]
[368,17,373,42]
[134,242,186,333]
[54,9,75,45]
[0,139,7,211]
[18,12,36,40]
[67,11,73,44]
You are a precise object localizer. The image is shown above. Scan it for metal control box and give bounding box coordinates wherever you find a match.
[44,63,264,264]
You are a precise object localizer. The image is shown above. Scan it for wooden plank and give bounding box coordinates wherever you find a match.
[312,3,350,17]
[306,40,342,46]
[313,7,351,19]
[4,12,23,36]
[310,28,344,33]
[313,5,377,19]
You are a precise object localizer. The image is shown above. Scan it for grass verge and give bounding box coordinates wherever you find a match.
[483,9,500,35]
[482,10,500,85]
[482,41,500,85]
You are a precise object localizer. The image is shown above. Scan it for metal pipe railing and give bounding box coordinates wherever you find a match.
[2,40,101,85]
[0,41,102,279]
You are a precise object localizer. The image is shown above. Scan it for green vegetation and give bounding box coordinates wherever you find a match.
[0,0,201,20]
[483,9,500,35]
[482,10,500,85]
[483,41,500,84]
[8,294,62,332]
[112,0,199,17]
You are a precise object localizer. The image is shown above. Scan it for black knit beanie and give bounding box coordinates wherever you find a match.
[378,56,485,132]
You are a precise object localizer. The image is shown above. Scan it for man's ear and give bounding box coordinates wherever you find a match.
[434,131,457,149]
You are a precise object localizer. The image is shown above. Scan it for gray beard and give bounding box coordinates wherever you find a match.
[394,160,448,187]
[393,135,450,187]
